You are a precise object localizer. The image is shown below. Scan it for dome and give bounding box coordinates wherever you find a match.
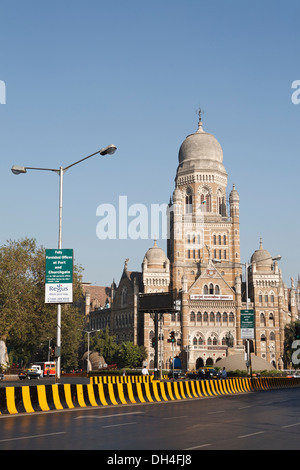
[178,119,225,173]
[144,240,167,267]
[251,239,273,269]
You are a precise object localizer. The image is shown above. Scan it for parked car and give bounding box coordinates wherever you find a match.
[19,369,28,380]
[168,369,186,379]
[19,368,41,380]
[186,368,219,380]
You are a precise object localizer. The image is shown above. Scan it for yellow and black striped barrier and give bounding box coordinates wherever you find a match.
[1,377,300,415]
[89,375,156,384]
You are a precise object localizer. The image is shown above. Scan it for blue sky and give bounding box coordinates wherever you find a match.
[1,0,300,287]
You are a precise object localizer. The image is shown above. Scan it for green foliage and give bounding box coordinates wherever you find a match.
[86,327,147,369]
[0,238,84,369]
[84,326,119,365]
[117,342,147,369]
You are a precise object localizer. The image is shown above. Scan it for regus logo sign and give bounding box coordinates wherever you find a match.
[0,80,6,104]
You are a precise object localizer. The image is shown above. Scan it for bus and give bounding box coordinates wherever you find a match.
[31,362,56,377]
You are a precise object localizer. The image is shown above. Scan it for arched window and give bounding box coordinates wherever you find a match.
[216,312,221,323]
[197,311,202,322]
[190,311,195,322]
[203,312,208,322]
[121,287,128,307]
[209,283,214,295]
[215,285,220,295]
[260,313,266,327]
[270,331,276,341]
[229,312,235,323]
[185,190,193,214]
[204,285,208,295]
[200,189,211,212]
[193,337,197,346]
[223,312,228,322]
[217,190,226,216]
[210,312,215,322]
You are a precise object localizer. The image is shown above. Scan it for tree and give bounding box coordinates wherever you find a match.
[86,326,118,365]
[0,238,84,369]
[117,342,147,369]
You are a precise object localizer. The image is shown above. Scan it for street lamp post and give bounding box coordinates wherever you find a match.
[79,329,101,373]
[11,144,117,382]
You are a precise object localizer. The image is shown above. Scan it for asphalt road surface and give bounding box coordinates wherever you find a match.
[0,386,300,451]
[0,376,90,387]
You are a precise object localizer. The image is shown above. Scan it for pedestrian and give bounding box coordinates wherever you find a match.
[142,366,149,376]
[221,367,227,379]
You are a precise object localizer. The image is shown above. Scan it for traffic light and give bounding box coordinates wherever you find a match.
[295,326,300,340]
[151,337,156,348]
[169,331,175,343]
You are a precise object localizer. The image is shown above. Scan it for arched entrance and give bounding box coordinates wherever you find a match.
[196,357,204,369]
[206,357,214,366]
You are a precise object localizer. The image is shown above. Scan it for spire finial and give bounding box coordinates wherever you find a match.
[259,237,263,249]
[196,106,204,131]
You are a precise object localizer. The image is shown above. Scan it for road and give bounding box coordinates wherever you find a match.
[0,387,299,451]
[0,376,90,388]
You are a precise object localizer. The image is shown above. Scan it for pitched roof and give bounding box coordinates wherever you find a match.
[82,283,111,307]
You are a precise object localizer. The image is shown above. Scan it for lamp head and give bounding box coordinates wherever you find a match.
[11,165,27,175]
[99,145,117,156]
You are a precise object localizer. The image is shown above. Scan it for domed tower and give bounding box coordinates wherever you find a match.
[169,112,242,292]
[142,241,171,369]
[142,240,170,293]
[248,239,286,367]
[168,112,243,369]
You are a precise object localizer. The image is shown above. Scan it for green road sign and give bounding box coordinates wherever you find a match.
[45,249,73,303]
[240,309,255,339]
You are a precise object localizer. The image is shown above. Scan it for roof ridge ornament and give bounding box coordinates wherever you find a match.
[196,106,205,132]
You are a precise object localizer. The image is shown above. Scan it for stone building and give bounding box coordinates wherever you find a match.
[85,115,299,370]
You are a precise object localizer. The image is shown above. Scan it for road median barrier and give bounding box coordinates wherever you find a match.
[1,377,300,415]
